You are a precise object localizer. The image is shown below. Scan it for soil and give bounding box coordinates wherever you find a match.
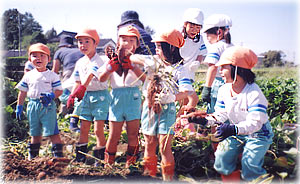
[1,132,167,183]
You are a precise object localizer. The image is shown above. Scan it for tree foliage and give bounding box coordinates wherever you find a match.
[45,27,57,40]
[2,9,44,50]
[262,50,285,67]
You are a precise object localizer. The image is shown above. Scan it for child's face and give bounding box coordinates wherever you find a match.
[220,64,233,83]
[118,36,138,54]
[30,52,49,71]
[77,37,97,58]
[155,43,166,61]
[185,22,201,39]
[206,33,218,44]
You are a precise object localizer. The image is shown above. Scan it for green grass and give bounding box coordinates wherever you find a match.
[194,66,299,82]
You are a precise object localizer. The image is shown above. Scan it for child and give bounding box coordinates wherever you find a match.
[134,29,193,181]
[98,25,144,168]
[179,8,207,112]
[66,28,110,164]
[189,46,274,182]
[15,43,64,160]
[201,14,233,113]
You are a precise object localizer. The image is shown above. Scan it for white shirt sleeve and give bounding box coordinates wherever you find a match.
[236,85,269,135]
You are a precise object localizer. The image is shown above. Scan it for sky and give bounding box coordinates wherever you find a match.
[1,0,299,63]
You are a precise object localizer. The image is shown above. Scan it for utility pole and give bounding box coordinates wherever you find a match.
[18,11,21,56]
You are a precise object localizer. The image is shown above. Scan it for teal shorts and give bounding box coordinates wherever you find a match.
[109,87,142,122]
[80,90,111,122]
[58,88,71,104]
[141,101,176,135]
[27,99,59,137]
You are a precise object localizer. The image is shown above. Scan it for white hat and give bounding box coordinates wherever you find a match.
[183,8,204,25]
[201,14,232,33]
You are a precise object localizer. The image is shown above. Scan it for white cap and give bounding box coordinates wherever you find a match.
[183,8,204,25]
[201,14,232,33]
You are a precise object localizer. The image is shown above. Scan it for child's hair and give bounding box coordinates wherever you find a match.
[182,22,201,43]
[230,64,255,84]
[205,27,231,44]
[160,42,183,65]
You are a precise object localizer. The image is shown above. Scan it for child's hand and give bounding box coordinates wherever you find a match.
[215,123,238,141]
[72,85,86,101]
[121,57,134,70]
[40,92,55,107]
[106,57,121,72]
[67,95,75,110]
[15,105,23,120]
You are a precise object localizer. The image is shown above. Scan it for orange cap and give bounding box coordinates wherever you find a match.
[118,25,140,40]
[75,28,100,45]
[216,46,258,69]
[152,29,185,48]
[28,43,50,61]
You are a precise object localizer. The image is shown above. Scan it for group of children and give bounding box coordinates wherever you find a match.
[15,8,273,182]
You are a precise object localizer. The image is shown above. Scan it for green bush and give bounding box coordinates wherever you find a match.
[5,56,27,82]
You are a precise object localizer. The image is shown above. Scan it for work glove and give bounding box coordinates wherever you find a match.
[40,92,55,107]
[67,95,75,111]
[215,123,238,141]
[15,105,23,120]
[106,57,121,72]
[121,57,134,70]
[72,85,86,101]
[187,111,208,126]
[201,86,211,103]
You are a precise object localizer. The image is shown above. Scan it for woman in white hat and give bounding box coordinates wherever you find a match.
[201,14,233,114]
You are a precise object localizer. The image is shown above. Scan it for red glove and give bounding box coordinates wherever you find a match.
[67,95,75,110]
[73,85,86,100]
[121,57,133,70]
[106,57,121,72]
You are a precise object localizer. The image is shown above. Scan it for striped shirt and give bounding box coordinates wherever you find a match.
[213,83,269,135]
[16,69,62,98]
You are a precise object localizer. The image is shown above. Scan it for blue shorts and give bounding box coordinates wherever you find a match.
[58,88,71,104]
[27,99,59,137]
[109,87,142,122]
[80,90,111,122]
[141,101,176,135]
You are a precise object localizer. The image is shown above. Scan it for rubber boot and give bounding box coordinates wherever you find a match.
[143,156,157,177]
[75,143,88,162]
[161,162,175,181]
[52,144,64,157]
[28,143,41,160]
[221,170,241,183]
[93,147,105,167]
[125,145,139,168]
[104,150,116,167]
[69,116,80,133]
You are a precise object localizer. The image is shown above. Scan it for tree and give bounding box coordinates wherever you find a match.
[2,9,44,50]
[45,27,57,40]
[262,50,285,67]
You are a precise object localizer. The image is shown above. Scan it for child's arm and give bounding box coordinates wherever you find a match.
[132,65,146,82]
[204,63,218,87]
[53,89,63,98]
[17,90,27,105]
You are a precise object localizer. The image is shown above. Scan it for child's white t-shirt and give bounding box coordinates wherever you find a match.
[73,54,109,91]
[203,39,233,78]
[16,69,63,98]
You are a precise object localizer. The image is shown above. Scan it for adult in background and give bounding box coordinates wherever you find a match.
[52,35,84,132]
[117,10,156,55]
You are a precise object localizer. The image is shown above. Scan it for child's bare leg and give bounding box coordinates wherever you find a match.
[143,135,158,177]
[49,134,62,144]
[159,134,175,181]
[126,119,140,147]
[78,119,92,143]
[94,120,106,148]
[31,136,42,144]
[106,121,123,153]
